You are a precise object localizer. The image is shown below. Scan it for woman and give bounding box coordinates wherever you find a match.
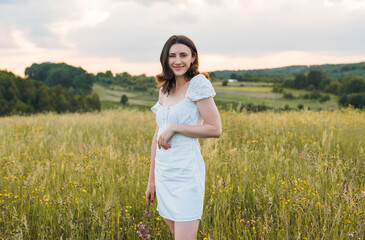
[146,35,221,240]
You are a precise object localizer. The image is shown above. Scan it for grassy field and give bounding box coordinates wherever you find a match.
[213,94,339,110]
[1,108,364,239]
[95,82,340,111]
[213,86,274,93]
[93,84,157,107]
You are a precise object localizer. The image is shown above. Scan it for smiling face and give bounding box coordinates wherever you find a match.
[168,43,196,78]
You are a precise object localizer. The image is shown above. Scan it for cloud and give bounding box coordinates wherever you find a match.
[65,0,365,60]
[0,0,27,4]
[1,0,365,76]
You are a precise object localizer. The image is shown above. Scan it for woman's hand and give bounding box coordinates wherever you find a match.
[145,181,156,203]
[157,125,177,150]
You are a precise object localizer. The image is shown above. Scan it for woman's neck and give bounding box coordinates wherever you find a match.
[175,75,188,88]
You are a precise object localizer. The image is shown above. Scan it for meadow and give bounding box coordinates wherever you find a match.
[1,107,364,239]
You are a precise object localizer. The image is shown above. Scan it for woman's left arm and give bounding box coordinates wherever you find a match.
[157,97,221,148]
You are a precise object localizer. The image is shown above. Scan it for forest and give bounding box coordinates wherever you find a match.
[0,63,101,116]
[214,62,365,78]
[223,67,365,109]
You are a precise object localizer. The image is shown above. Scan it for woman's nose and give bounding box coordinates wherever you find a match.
[175,57,182,63]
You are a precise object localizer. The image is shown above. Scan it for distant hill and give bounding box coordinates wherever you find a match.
[213,62,365,78]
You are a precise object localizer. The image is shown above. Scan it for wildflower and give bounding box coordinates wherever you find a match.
[137,224,151,239]
[137,197,152,239]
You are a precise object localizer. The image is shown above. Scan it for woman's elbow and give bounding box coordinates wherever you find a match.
[213,125,222,138]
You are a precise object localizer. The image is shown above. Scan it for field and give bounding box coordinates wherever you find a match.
[94,81,340,111]
[1,107,364,239]
[93,84,157,107]
[212,83,339,110]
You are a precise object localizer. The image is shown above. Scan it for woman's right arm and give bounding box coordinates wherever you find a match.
[145,125,159,203]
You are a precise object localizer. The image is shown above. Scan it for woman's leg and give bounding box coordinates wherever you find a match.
[174,220,200,240]
[164,218,175,238]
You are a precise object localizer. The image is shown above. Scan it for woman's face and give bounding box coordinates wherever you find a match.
[168,43,196,78]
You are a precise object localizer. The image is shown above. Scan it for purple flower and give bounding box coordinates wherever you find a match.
[137,223,151,239]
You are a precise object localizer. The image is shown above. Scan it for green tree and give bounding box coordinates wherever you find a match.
[25,62,92,96]
[120,94,128,105]
[73,74,93,95]
[293,73,306,89]
[36,86,53,112]
[307,70,326,89]
[12,100,34,114]
[0,69,102,115]
[45,68,73,88]
[340,76,365,94]
[230,73,238,79]
[323,81,341,95]
[86,93,101,111]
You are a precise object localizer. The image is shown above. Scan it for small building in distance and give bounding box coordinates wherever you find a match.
[228,79,237,83]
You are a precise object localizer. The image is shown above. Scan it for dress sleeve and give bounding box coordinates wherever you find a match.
[151,101,162,114]
[187,74,216,101]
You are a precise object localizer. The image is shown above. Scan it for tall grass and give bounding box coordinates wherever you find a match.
[0,108,364,239]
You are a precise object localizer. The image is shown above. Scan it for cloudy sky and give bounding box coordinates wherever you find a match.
[1,0,365,77]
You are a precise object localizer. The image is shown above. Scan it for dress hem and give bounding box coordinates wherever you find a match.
[158,211,202,222]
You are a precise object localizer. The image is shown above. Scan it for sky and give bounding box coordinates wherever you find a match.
[1,0,365,77]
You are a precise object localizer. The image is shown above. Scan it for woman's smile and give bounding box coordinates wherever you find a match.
[168,43,195,78]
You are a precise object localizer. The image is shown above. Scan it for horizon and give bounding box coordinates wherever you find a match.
[2,60,364,78]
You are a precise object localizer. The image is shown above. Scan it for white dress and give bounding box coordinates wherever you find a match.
[151,74,216,221]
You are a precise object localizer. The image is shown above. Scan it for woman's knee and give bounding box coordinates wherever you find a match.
[174,220,200,240]
[164,218,175,236]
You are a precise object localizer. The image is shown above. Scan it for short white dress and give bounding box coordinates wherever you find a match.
[151,74,216,221]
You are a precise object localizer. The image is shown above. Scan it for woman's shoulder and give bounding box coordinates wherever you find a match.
[190,73,207,82]
[187,74,216,101]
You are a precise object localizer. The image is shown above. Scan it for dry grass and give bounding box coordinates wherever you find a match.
[0,108,364,239]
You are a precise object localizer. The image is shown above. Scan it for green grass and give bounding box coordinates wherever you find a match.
[214,93,339,110]
[214,86,273,93]
[281,88,313,95]
[94,83,339,111]
[0,108,364,239]
[94,84,158,107]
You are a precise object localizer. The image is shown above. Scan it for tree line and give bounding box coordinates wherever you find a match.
[95,71,156,92]
[227,69,365,109]
[0,70,100,116]
[214,62,365,78]
[25,62,94,96]
[282,70,365,108]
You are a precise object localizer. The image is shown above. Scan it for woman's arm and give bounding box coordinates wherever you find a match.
[157,97,221,148]
[145,125,159,203]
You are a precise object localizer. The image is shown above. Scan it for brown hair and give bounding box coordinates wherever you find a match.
[156,35,209,95]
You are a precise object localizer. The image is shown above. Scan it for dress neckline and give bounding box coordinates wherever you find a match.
[159,74,200,108]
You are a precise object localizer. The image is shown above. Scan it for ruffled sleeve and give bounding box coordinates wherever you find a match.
[187,74,216,101]
[151,101,162,114]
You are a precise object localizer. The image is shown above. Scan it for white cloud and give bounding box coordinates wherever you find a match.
[1,0,365,76]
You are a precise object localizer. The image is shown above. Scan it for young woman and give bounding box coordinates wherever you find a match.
[145,35,222,240]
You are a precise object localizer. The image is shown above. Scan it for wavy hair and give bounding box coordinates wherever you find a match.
[156,35,209,95]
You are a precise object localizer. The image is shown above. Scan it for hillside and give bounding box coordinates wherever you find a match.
[213,62,365,78]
